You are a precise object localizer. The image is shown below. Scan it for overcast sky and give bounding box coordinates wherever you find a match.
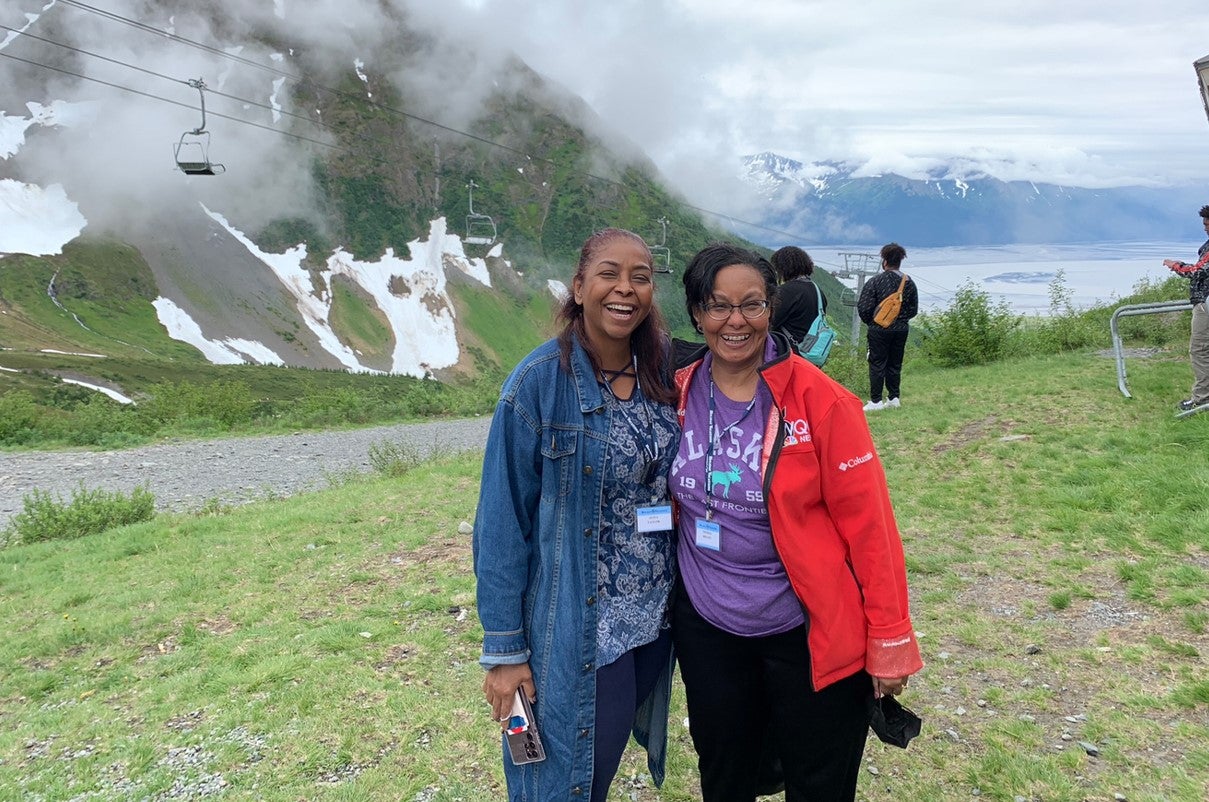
[428,0,1209,195]
[2,0,1208,230]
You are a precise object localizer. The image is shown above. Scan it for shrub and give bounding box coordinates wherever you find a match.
[140,380,257,430]
[1027,270,1104,352]
[63,396,148,446]
[0,390,41,444]
[918,281,1020,367]
[5,485,155,545]
[815,344,868,397]
[368,439,425,477]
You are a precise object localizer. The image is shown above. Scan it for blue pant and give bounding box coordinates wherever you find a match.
[591,631,672,802]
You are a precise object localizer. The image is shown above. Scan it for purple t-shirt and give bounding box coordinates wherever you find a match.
[671,350,805,636]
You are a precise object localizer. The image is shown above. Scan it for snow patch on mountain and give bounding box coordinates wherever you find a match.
[199,208,491,377]
[60,378,135,405]
[0,101,86,159]
[153,297,285,366]
[0,180,87,256]
[0,3,54,51]
[548,279,569,303]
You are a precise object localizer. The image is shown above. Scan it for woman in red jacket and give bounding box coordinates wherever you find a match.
[670,243,923,801]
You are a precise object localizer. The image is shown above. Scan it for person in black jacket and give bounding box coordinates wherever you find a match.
[770,245,827,346]
[857,242,918,411]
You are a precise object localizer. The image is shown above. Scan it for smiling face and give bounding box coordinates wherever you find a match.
[694,263,770,374]
[572,236,655,356]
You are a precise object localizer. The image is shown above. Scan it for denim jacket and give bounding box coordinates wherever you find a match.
[473,335,674,800]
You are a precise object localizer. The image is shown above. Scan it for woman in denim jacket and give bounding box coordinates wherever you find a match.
[473,229,680,801]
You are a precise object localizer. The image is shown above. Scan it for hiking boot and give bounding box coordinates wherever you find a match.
[885,397,901,409]
[863,400,886,412]
[1178,398,1203,412]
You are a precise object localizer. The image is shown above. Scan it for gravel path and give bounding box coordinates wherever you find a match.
[0,417,493,528]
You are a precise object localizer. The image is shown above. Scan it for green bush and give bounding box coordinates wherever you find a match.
[62,396,148,446]
[1024,270,1105,353]
[918,281,1020,367]
[817,344,869,397]
[368,439,425,477]
[5,485,155,546]
[140,380,257,430]
[0,390,41,444]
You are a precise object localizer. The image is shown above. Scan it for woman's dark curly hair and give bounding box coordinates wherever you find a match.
[681,243,778,333]
[770,245,814,281]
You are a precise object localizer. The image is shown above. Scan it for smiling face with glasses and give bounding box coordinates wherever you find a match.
[694,264,772,379]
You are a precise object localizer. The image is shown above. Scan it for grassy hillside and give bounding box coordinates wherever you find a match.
[0,343,1205,801]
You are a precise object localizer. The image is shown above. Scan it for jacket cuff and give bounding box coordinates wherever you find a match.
[479,630,529,669]
[865,631,925,679]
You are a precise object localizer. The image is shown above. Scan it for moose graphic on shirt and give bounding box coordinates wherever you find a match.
[709,464,743,498]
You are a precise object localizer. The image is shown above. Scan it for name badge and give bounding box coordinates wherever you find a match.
[636,504,672,533]
[694,518,721,551]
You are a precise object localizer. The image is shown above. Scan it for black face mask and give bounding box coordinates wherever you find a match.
[870,695,922,749]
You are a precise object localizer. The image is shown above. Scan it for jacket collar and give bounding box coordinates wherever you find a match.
[569,333,607,414]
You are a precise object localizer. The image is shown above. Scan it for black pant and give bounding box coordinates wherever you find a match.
[592,631,672,802]
[867,327,909,402]
[673,590,871,802]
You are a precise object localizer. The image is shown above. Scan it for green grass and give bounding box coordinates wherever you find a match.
[1,347,1206,800]
[327,277,395,367]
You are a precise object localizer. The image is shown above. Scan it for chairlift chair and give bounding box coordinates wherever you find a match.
[174,78,225,176]
[649,216,672,274]
[465,180,497,246]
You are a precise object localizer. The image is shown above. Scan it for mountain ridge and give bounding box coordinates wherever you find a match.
[740,151,1206,247]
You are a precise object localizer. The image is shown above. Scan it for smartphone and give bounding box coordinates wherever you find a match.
[504,690,546,765]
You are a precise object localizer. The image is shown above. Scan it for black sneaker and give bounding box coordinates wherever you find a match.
[1178,398,1207,412]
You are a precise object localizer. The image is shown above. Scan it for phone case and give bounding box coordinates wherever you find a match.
[504,691,546,765]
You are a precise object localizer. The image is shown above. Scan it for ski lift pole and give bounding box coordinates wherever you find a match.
[187,78,208,134]
[835,252,879,348]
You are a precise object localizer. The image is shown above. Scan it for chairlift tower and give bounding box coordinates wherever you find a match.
[832,251,880,346]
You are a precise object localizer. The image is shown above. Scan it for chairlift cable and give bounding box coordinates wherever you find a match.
[0,50,393,168]
[44,0,810,239]
[7,7,890,257]
[0,23,330,134]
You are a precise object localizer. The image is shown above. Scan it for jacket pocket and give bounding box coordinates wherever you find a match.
[541,427,579,497]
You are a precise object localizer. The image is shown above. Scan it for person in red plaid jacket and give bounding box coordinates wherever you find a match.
[1162,204,1209,412]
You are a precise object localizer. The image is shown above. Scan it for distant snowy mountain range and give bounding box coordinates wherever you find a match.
[740,152,1207,247]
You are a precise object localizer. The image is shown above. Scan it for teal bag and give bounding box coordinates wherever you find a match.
[795,284,835,367]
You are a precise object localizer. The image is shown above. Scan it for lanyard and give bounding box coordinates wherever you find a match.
[600,354,661,486]
[704,369,757,521]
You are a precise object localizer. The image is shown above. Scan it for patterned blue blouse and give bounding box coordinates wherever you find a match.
[596,386,680,668]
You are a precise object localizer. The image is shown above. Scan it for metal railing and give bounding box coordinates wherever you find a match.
[1110,300,1192,398]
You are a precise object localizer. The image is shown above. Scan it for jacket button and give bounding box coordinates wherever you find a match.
[584,528,592,538]
[583,466,593,475]
[586,595,596,606]
[582,662,593,672]
[572,788,583,796]
[580,728,590,737]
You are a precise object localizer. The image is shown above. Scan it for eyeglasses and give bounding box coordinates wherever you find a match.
[700,299,770,321]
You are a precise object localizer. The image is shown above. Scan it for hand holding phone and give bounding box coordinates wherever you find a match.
[504,690,546,765]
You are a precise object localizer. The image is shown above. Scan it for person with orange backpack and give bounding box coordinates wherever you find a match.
[857,242,918,412]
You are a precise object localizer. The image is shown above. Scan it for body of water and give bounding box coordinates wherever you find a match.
[811,241,1203,315]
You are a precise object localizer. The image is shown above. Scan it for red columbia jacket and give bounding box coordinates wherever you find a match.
[674,335,923,690]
